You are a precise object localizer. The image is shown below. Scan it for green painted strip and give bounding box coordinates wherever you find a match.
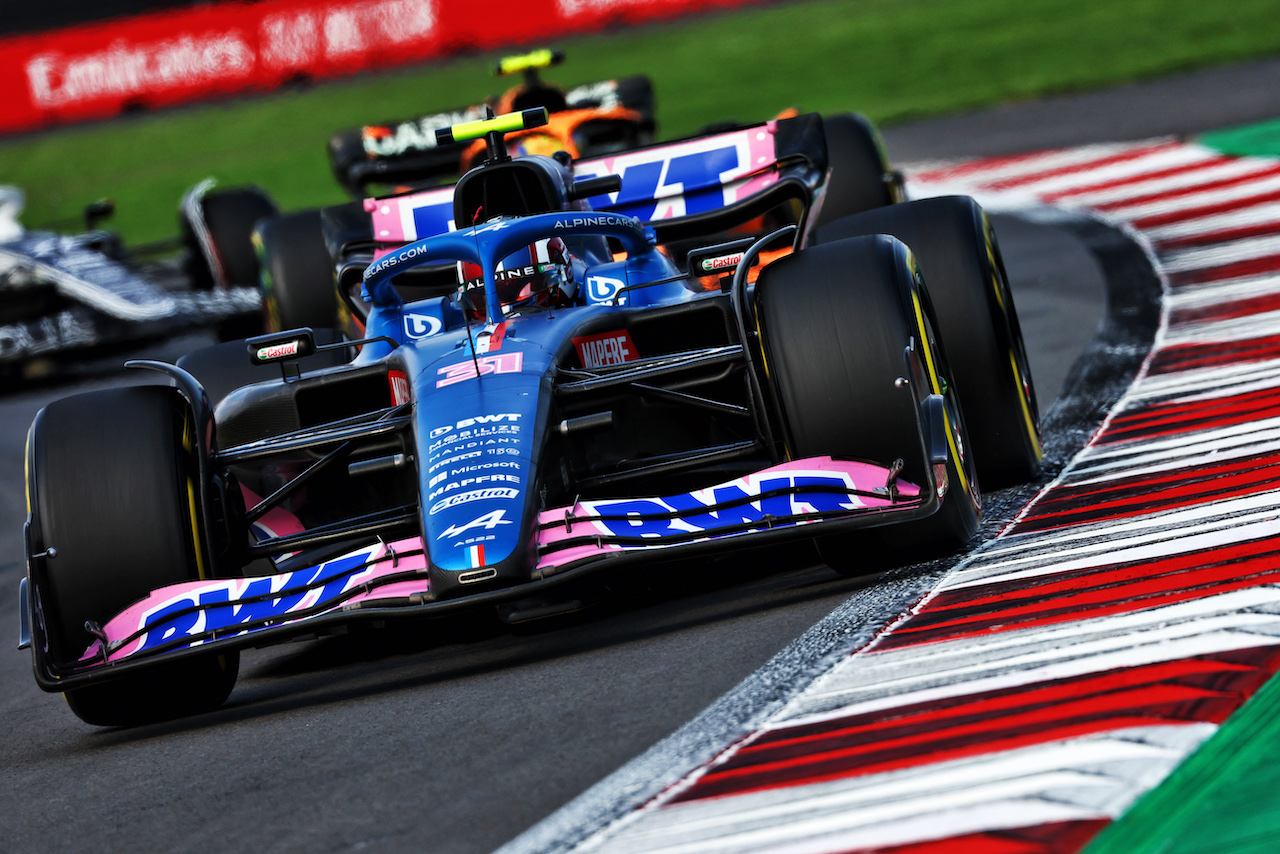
[1200,118,1280,159]
[1083,668,1280,854]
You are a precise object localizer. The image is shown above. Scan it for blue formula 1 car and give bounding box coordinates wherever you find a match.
[19,109,1041,726]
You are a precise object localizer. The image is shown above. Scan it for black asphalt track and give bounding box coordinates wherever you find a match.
[4,56,1278,853]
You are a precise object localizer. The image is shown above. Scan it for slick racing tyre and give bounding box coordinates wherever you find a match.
[812,113,899,230]
[27,386,238,726]
[181,186,278,291]
[815,195,1043,488]
[754,234,981,575]
[256,209,340,334]
[181,186,278,339]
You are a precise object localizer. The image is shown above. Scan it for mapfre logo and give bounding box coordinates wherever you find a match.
[388,370,410,406]
[573,330,638,368]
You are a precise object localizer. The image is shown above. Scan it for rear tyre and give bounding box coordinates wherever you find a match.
[181,186,279,340]
[813,113,898,230]
[27,386,238,726]
[754,235,981,576]
[256,210,339,334]
[181,187,278,290]
[815,196,1042,488]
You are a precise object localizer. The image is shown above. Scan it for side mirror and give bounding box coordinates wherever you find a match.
[246,328,317,366]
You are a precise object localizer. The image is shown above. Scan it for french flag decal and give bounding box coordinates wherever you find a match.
[468,544,486,568]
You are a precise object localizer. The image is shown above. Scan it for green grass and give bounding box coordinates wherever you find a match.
[4,0,1280,245]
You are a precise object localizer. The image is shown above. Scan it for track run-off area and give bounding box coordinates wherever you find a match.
[503,123,1280,854]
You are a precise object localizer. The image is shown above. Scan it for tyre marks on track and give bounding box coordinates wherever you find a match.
[514,136,1280,853]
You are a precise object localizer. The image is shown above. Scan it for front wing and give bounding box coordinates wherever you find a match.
[23,456,936,692]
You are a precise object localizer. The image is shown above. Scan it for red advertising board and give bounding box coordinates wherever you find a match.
[0,0,760,136]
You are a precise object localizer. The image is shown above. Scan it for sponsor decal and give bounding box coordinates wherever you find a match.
[586,274,626,305]
[468,543,486,568]
[587,473,863,539]
[366,241,433,279]
[429,487,519,514]
[428,473,520,501]
[135,549,373,654]
[552,214,635,230]
[564,79,620,110]
[362,105,488,157]
[256,340,300,361]
[437,509,512,541]
[388,369,410,405]
[428,435,519,455]
[403,312,442,339]
[0,310,97,360]
[700,252,744,272]
[451,462,521,475]
[2,0,763,137]
[428,450,481,472]
[435,351,523,388]
[429,413,521,439]
[574,129,779,221]
[573,329,638,368]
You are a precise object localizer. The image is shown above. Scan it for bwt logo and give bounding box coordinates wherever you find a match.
[577,143,742,221]
[404,313,442,339]
[588,474,860,539]
[587,275,626,305]
[134,551,374,653]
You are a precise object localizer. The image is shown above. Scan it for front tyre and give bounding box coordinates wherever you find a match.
[754,235,980,575]
[27,386,238,726]
[816,196,1042,488]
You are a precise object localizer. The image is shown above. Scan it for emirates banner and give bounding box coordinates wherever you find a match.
[0,0,757,135]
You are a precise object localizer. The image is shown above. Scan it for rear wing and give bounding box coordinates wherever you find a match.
[329,76,656,197]
[363,112,828,251]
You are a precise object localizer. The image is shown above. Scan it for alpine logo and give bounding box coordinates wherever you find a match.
[573,330,638,368]
[437,509,513,541]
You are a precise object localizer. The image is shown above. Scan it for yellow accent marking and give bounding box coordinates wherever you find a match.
[182,415,208,581]
[24,427,31,515]
[1009,351,1044,460]
[497,49,556,75]
[983,215,1006,313]
[754,311,791,461]
[187,478,208,581]
[911,284,972,498]
[448,109,547,143]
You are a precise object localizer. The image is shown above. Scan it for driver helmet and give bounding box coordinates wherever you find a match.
[458,237,576,319]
